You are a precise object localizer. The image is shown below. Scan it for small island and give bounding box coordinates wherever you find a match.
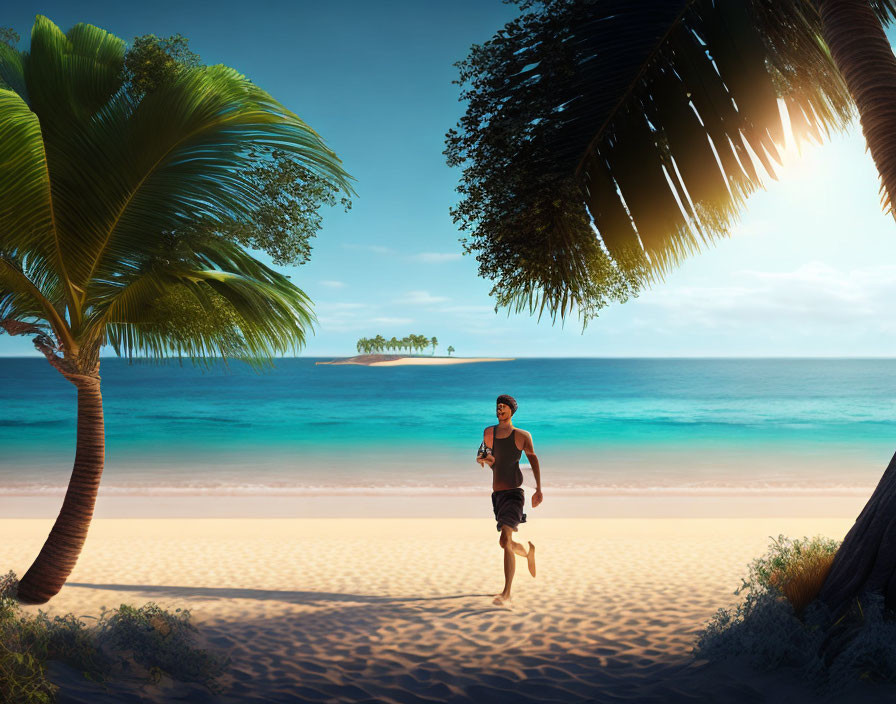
[316,354,513,366]
[316,333,513,365]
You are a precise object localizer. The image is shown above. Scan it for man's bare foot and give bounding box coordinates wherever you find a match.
[492,593,511,606]
[527,541,536,577]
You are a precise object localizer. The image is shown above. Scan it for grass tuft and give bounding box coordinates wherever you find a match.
[695,534,896,695]
[768,548,836,616]
[0,570,227,703]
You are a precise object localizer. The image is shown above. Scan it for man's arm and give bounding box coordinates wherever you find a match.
[521,431,543,507]
[477,427,495,467]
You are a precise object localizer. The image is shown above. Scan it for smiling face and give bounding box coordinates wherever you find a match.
[496,403,513,423]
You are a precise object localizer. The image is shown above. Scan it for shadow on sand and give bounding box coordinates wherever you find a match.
[64,583,492,604]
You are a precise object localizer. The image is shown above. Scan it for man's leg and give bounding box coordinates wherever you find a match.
[494,525,516,604]
[507,535,536,577]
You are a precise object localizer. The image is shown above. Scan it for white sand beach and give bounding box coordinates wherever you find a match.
[0,501,875,703]
[315,354,513,366]
[371,356,514,366]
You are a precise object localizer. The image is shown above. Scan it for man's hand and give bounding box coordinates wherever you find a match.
[532,489,543,508]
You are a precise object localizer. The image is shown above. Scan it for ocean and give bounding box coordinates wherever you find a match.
[1,358,894,496]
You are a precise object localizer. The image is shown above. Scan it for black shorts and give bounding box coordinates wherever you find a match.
[492,487,526,532]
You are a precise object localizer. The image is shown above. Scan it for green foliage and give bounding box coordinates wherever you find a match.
[96,603,227,688]
[123,34,352,268]
[0,571,226,702]
[215,148,351,267]
[695,535,896,695]
[356,333,438,355]
[123,33,201,97]
[735,534,839,599]
[0,27,19,48]
[0,17,353,373]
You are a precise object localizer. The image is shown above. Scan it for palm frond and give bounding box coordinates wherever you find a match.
[0,254,71,347]
[0,16,351,369]
[0,89,55,266]
[90,237,314,367]
[43,60,351,310]
[448,0,869,323]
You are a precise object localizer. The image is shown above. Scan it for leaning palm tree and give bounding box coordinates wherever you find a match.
[430,336,438,355]
[0,17,351,604]
[448,0,896,621]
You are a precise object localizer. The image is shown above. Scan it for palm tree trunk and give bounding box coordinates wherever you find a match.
[818,0,896,213]
[816,451,896,617]
[811,0,896,620]
[17,371,104,605]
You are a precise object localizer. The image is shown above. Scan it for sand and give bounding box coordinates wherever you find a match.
[0,510,877,703]
[315,354,513,366]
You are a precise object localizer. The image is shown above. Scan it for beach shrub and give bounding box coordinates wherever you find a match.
[695,535,896,695]
[0,571,58,704]
[96,602,227,689]
[0,571,227,702]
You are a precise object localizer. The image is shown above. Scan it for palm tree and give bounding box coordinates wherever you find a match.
[449,0,896,621]
[356,338,366,354]
[446,0,896,323]
[447,345,455,357]
[389,336,399,353]
[431,336,438,355]
[0,17,351,604]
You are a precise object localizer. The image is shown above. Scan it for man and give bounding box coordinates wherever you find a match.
[477,394,543,605]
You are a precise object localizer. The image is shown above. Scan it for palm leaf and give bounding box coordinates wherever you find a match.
[0,16,352,370]
[448,0,894,323]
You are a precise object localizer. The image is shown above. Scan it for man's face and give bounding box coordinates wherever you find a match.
[496,403,512,421]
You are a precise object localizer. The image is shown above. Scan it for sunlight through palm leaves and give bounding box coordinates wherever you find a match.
[447,0,896,325]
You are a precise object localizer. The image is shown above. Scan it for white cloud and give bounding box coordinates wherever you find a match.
[371,317,414,325]
[401,290,450,305]
[412,252,463,263]
[319,280,345,289]
[314,301,376,333]
[637,262,896,332]
[438,304,497,314]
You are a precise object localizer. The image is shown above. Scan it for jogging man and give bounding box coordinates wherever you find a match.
[476,394,543,605]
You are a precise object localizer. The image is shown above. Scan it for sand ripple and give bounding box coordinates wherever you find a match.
[0,517,863,702]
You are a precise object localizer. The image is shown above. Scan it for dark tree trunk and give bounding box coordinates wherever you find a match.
[16,370,104,605]
[817,450,896,617]
[819,0,896,213]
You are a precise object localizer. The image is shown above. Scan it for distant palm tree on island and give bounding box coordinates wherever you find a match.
[0,19,352,604]
[447,346,455,356]
[356,333,448,356]
[448,0,896,628]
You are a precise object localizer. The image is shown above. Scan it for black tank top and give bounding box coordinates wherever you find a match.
[492,425,523,488]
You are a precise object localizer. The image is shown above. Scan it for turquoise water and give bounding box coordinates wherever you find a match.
[1,358,894,494]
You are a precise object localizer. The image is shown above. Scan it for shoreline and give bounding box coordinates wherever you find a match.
[0,492,869,519]
[315,354,514,366]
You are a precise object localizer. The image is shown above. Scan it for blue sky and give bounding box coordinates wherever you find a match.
[3,2,896,358]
